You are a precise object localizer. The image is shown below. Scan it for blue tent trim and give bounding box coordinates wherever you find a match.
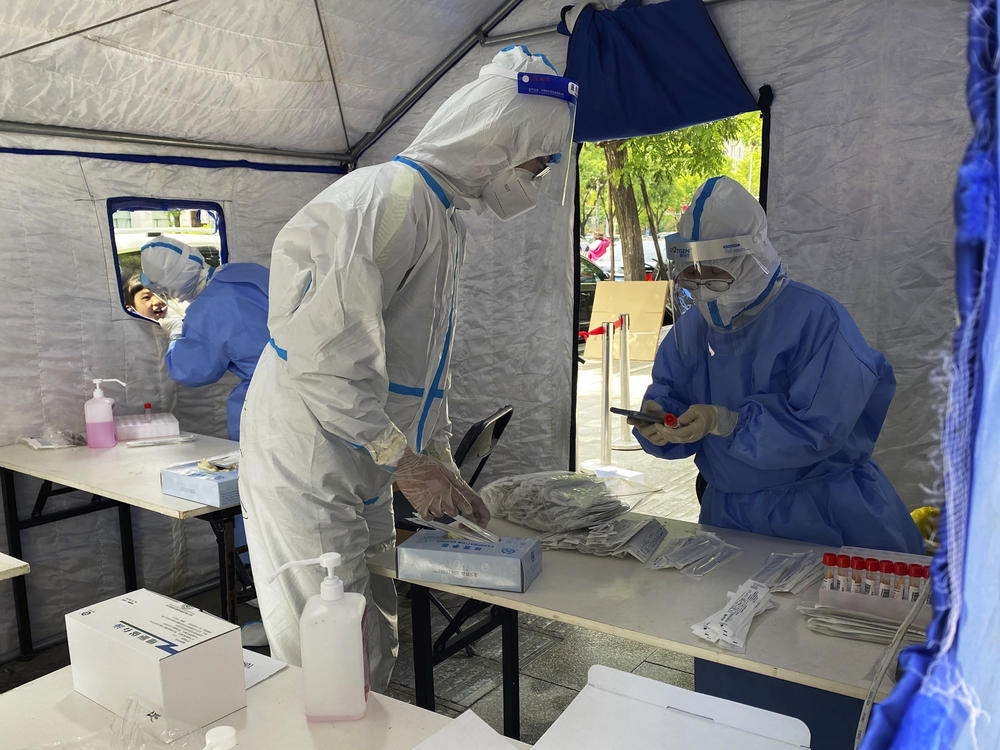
[560,0,759,142]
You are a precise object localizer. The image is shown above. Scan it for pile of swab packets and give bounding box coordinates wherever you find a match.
[691,579,773,652]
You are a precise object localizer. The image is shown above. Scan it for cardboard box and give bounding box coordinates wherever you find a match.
[535,665,811,749]
[397,530,542,592]
[115,412,180,441]
[583,280,669,361]
[65,589,245,730]
[160,461,239,507]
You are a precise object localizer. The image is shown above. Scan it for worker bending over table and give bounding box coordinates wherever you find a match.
[239,46,577,691]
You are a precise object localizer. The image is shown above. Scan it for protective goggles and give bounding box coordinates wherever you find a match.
[515,72,578,204]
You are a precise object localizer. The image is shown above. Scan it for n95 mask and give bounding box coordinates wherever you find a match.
[482,168,545,221]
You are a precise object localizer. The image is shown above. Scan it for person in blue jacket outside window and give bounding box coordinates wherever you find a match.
[631,176,922,554]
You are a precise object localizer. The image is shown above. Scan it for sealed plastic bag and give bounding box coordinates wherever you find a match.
[480,471,630,532]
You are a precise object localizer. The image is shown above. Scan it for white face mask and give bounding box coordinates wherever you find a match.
[692,286,737,329]
[482,168,544,221]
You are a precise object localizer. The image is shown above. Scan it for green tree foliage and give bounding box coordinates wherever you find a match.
[579,111,762,279]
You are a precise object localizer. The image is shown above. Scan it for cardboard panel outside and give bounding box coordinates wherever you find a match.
[583,281,669,361]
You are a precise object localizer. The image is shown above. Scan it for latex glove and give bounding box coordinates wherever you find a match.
[673,404,739,443]
[628,400,677,446]
[158,313,185,340]
[395,446,491,526]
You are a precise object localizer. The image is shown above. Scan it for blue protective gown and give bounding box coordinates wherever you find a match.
[165,263,270,440]
[638,280,923,554]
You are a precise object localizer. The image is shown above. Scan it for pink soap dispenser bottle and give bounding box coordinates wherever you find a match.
[85,378,126,448]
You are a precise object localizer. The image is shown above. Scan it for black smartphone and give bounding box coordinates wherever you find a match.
[610,407,662,424]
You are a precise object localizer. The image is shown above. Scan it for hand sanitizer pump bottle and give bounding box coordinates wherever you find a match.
[268,552,369,721]
[85,378,126,448]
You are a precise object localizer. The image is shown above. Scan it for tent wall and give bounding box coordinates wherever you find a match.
[362,0,967,508]
[707,0,966,508]
[0,0,969,659]
[0,135,337,658]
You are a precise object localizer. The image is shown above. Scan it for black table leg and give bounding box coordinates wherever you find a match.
[219,513,237,623]
[117,503,138,591]
[500,606,520,740]
[411,584,435,711]
[1,468,32,656]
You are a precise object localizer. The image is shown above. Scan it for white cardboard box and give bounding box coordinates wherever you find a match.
[534,665,811,749]
[160,460,239,507]
[65,589,245,730]
[114,412,180,441]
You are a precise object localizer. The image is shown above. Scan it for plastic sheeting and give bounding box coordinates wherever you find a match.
[562,0,758,141]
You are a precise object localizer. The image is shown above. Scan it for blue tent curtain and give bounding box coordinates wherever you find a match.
[860,2,995,748]
[559,0,759,142]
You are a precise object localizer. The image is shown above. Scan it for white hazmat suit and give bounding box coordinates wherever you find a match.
[239,46,573,688]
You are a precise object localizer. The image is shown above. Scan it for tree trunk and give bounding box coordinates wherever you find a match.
[639,177,666,278]
[602,140,645,280]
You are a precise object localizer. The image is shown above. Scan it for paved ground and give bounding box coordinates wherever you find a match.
[1,345,703,744]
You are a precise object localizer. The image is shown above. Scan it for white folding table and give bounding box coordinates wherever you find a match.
[0,664,530,750]
[0,436,242,656]
[0,551,30,581]
[371,516,904,741]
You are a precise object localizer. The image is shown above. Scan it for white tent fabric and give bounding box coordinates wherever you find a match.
[0,0,966,661]
[0,133,338,655]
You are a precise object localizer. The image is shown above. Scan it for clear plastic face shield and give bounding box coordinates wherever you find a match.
[515,72,579,205]
[665,232,770,342]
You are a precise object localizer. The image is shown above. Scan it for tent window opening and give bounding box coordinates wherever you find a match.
[577,109,765,290]
[107,198,228,322]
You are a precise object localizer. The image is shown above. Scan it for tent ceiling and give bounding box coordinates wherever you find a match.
[0,0,567,160]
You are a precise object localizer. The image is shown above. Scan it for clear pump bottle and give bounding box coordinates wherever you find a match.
[85,378,126,448]
[268,552,369,721]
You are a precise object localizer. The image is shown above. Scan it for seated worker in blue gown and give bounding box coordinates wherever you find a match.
[140,238,269,442]
[631,176,923,554]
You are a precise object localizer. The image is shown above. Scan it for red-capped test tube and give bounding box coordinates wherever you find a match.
[850,556,865,593]
[879,560,894,598]
[821,552,837,590]
[892,561,908,599]
[837,554,852,593]
[907,563,924,601]
[144,402,152,422]
[664,413,678,427]
[864,558,879,596]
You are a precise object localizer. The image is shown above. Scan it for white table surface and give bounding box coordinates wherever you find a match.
[0,552,30,581]
[0,436,238,520]
[372,516,897,701]
[0,665,530,750]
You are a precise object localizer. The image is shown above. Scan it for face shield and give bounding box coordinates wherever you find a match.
[665,231,772,337]
[475,66,578,213]
[515,72,578,205]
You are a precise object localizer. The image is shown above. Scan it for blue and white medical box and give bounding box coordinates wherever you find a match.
[397,530,543,592]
